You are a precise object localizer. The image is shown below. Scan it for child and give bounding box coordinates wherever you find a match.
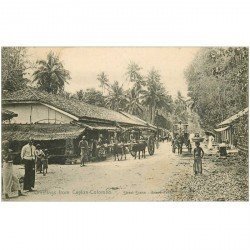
[35,144,45,173]
[193,141,204,175]
[42,149,49,176]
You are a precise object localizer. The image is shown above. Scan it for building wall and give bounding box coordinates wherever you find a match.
[3,103,74,124]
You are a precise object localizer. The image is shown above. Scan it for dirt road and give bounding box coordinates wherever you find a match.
[9,142,189,201]
[5,141,248,201]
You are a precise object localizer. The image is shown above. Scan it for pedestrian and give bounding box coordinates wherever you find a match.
[97,135,106,161]
[42,149,49,176]
[79,136,88,167]
[35,144,45,173]
[88,139,94,161]
[207,135,214,150]
[193,141,204,175]
[21,138,36,191]
[2,140,25,199]
[92,139,98,159]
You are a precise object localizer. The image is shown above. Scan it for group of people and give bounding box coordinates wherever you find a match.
[2,138,49,199]
[78,135,107,167]
[78,133,150,166]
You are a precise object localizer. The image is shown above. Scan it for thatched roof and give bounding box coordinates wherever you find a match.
[2,124,85,141]
[2,88,149,127]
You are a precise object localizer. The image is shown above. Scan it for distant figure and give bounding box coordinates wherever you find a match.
[88,139,94,160]
[2,140,25,199]
[97,135,106,160]
[42,149,49,176]
[79,136,89,167]
[92,139,98,158]
[207,135,214,150]
[130,133,136,142]
[193,142,204,175]
[21,138,36,191]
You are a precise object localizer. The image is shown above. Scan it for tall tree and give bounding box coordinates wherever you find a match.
[126,62,145,91]
[1,47,30,92]
[97,72,110,94]
[105,81,127,111]
[142,68,172,124]
[185,47,248,130]
[125,88,143,116]
[173,91,188,123]
[33,51,71,94]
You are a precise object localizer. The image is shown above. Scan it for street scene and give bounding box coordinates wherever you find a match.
[1,47,249,201]
[9,141,248,201]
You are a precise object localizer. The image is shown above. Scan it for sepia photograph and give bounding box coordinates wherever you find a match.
[1,1,250,250]
[1,47,249,201]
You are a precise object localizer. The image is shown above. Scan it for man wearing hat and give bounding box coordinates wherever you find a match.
[79,135,88,167]
[21,138,36,191]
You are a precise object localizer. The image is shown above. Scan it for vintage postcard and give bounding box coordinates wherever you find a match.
[1,47,249,201]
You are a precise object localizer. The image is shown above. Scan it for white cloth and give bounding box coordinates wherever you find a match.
[207,135,214,150]
[2,162,20,195]
[21,144,36,160]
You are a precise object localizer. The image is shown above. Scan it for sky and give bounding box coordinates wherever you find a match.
[27,47,200,98]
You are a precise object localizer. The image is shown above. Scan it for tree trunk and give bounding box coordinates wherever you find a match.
[149,106,153,124]
[151,104,156,124]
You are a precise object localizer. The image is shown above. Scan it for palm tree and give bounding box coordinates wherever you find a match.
[173,91,188,122]
[142,69,172,124]
[97,72,110,94]
[126,61,145,91]
[125,88,143,116]
[33,51,71,94]
[105,81,127,111]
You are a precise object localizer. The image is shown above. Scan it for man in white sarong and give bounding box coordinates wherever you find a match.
[2,140,25,199]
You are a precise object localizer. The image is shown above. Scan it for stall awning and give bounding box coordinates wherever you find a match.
[2,124,85,141]
[214,126,230,132]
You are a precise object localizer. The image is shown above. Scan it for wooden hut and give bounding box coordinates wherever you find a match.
[214,107,248,155]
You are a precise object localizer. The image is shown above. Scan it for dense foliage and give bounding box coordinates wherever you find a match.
[75,88,106,107]
[2,47,30,92]
[185,47,248,130]
[105,81,127,111]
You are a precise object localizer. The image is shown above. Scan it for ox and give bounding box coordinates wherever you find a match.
[114,143,127,161]
[131,140,147,159]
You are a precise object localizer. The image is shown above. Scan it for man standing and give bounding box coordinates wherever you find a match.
[21,138,36,191]
[79,136,88,167]
[2,140,25,199]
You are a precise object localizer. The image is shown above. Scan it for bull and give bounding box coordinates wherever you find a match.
[131,140,147,159]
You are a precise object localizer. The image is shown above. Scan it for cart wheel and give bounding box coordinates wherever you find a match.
[147,135,155,155]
